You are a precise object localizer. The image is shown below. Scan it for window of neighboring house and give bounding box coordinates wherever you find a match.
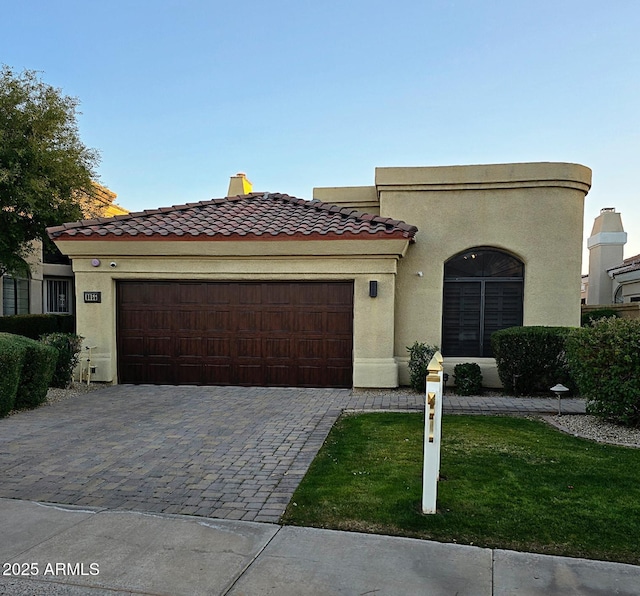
[442,248,524,358]
[631,296,640,303]
[614,286,624,304]
[45,278,72,314]
[2,276,30,315]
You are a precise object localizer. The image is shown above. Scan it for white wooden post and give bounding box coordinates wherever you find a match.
[422,351,444,514]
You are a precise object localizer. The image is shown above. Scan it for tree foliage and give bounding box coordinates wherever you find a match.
[0,65,99,275]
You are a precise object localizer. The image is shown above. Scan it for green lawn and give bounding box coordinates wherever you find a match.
[281,413,640,565]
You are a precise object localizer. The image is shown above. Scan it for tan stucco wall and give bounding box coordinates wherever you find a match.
[65,248,404,388]
[375,162,591,387]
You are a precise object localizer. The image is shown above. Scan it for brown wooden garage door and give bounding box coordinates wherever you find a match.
[117,281,353,387]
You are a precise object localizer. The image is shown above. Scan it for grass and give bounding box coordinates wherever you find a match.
[281,413,640,565]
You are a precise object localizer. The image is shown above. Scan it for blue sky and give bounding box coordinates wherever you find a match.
[2,1,639,268]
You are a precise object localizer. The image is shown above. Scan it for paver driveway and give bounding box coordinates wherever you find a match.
[0,386,423,522]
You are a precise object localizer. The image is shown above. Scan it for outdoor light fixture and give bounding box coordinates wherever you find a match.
[369,280,378,298]
[550,383,570,416]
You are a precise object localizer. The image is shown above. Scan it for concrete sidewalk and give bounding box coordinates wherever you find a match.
[2,498,638,596]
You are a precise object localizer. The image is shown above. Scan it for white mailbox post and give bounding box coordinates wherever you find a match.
[422,351,444,514]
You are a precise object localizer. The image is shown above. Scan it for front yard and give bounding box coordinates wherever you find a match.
[281,413,640,565]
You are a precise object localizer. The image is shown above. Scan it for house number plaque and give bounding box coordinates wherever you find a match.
[83,291,102,303]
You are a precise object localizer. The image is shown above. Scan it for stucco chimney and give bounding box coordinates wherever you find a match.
[587,207,627,304]
[227,172,253,196]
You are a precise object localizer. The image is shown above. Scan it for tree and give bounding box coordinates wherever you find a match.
[0,66,100,276]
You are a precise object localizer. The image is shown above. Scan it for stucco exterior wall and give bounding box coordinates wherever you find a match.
[375,162,592,386]
[66,249,403,387]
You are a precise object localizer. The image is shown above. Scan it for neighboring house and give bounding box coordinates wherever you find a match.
[48,163,592,389]
[609,255,640,303]
[1,183,126,316]
[582,207,640,307]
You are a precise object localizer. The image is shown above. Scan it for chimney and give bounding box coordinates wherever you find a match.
[227,172,253,196]
[586,207,627,305]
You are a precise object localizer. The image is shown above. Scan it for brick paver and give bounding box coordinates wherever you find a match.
[0,386,585,522]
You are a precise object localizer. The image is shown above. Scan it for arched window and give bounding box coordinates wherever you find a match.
[442,248,523,357]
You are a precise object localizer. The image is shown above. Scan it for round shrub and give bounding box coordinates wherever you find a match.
[453,363,483,395]
[406,342,439,392]
[491,326,575,396]
[40,333,83,388]
[567,318,640,427]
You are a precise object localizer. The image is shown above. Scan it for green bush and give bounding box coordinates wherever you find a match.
[8,334,58,410]
[453,363,483,395]
[491,326,575,396]
[0,333,23,417]
[566,318,640,427]
[406,341,439,392]
[40,333,83,388]
[0,314,75,339]
[581,308,620,327]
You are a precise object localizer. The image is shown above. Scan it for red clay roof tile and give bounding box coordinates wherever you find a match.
[47,193,418,242]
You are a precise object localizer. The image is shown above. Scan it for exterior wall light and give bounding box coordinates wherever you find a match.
[369,280,378,298]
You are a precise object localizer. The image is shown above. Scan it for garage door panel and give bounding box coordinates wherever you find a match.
[297,312,324,333]
[204,363,232,385]
[237,337,262,358]
[146,336,173,357]
[175,363,204,385]
[237,311,261,332]
[117,281,353,387]
[297,284,324,305]
[120,336,144,357]
[238,284,261,305]
[265,365,292,386]
[236,364,263,385]
[177,311,206,330]
[326,338,352,359]
[263,283,293,304]
[327,283,353,305]
[177,337,202,356]
[262,310,293,332]
[207,310,231,331]
[119,310,146,331]
[149,311,173,330]
[297,338,324,359]
[147,363,173,384]
[178,284,204,304]
[326,311,352,330]
[206,337,231,357]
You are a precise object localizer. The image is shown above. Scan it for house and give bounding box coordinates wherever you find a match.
[48,163,592,388]
[582,206,640,313]
[1,183,126,316]
[608,255,640,303]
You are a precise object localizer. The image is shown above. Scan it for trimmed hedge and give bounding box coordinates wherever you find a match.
[13,334,58,409]
[453,363,483,396]
[406,342,439,392]
[491,326,575,396]
[567,318,640,427]
[0,334,23,417]
[0,333,58,412]
[40,333,83,388]
[0,314,75,339]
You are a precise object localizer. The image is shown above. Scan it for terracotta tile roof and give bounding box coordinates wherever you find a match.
[47,193,418,242]
[608,253,640,276]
